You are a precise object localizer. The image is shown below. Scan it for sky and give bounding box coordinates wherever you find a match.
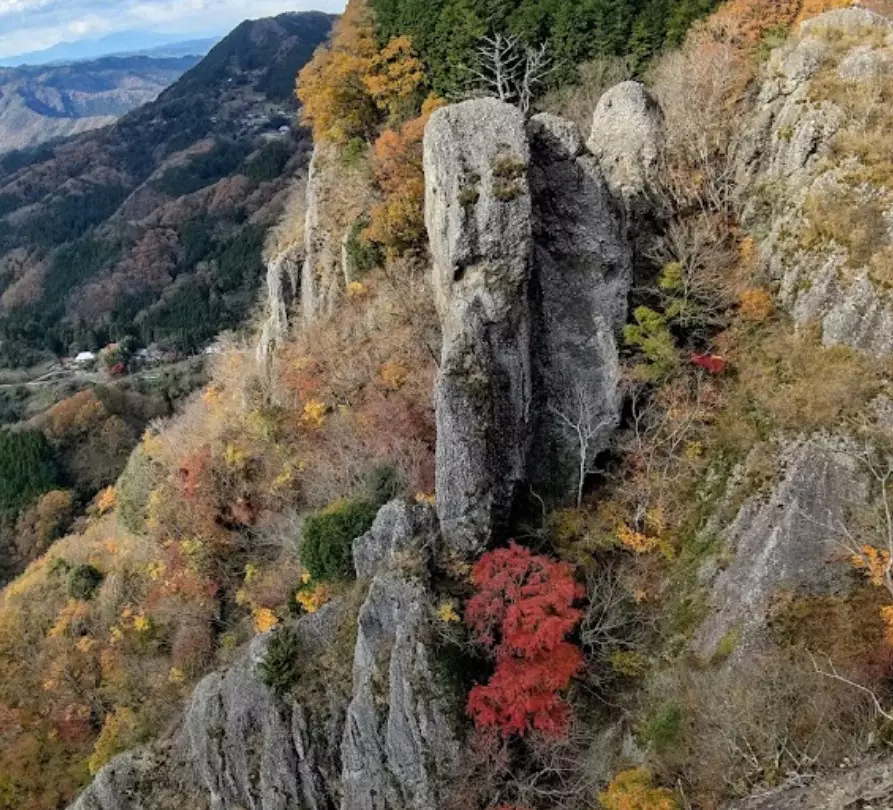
[0,0,346,60]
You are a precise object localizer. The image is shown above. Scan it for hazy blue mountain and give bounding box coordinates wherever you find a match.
[0,31,222,68]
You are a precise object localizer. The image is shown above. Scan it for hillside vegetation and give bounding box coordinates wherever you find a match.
[0,12,334,367]
[6,2,893,810]
[0,55,202,155]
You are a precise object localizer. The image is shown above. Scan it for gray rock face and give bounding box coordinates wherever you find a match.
[301,146,345,324]
[353,500,439,580]
[341,574,460,810]
[695,437,866,662]
[735,8,893,355]
[425,98,639,550]
[424,98,534,555]
[342,498,459,810]
[726,757,893,810]
[180,611,344,810]
[257,244,302,366]
[68,751,175,810]
[527,113,631,499]
[587,81,664,213]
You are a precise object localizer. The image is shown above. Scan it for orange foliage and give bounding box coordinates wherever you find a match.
[739,288,775,322]
[365,95,446,256]
[297,0,379,142]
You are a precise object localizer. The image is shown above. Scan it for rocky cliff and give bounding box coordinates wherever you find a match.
[425,95,657,553]
[66,87,657,810]
[737,7,893,354]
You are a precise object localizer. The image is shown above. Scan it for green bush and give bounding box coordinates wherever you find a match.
[300,499,378,582]
[344,217,383,277]
[68,564,104,601]
[259,626,301,696]
[364,463,404,506]
[642,701,685,754]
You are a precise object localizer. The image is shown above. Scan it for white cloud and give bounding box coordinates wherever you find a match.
[0,0,344,59]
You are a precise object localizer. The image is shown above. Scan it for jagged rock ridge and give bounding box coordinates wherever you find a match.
[425,94,659,553]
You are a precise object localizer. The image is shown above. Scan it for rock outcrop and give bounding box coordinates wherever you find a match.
[301,145,377,324]
[527,112,632,501]
[425,94,646,551]
[736,7,893,354]
[68,501,458,810]
[694,436,866,662]
[727,757,893,809]
[257,243,303,366]
[587,80,664,216]
[424,98,535,556]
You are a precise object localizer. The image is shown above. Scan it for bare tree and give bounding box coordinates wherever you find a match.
[549,385,611,509]
[466,34,555,114]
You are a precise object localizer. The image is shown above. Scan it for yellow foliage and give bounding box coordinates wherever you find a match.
[253,607,280,634]
[301,399,328,428]
[347,280,368,298]
[224,443,248,470]
[296,0,379,142]
[168,667,186,685]
[739,288,775,322]
[609,650,649,678]
[599,768,679,810]
[48,599,91,639]
[364,36,426,121]
[88,708,139,775]
[380,360,409,390]
[617,524,664,555]
[133,613,151,633]
[851,544,891,588]
[296,583,331,614]
[415,491,436,505]
[436,600,461,623]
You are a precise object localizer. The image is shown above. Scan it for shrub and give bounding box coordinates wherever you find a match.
[259,626,301,696]
[465,542,585,738]
[68,564,104,601]
[599,768,679,810]
[364,463,404,505]
[300,498,378,581]
[344,216,383,276]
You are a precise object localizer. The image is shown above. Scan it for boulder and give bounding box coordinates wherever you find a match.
[352,500,439,580]
[587,81,664,214]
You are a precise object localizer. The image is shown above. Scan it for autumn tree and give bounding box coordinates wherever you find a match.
[297,0,380,142]
[465,542,585,738]
[365,94,445,256]
[364,35,427,123]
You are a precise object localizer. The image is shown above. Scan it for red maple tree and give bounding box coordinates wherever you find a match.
[465,542,585,738]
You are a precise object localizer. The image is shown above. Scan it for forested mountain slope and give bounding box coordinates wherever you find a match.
[0,55,203,155]
[9,2,893,810]
[0,12,334,366]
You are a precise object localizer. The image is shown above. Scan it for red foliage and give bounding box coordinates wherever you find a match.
[465,542,585,738]
[690,353,727,374]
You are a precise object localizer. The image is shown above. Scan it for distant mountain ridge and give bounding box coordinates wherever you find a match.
[0,54,203,154]
[0,31,221,68]
[0,11,336,365]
